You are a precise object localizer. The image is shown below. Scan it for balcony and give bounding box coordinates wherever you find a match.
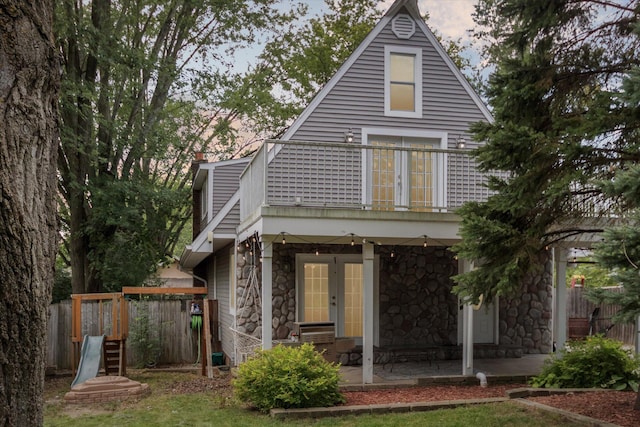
[239,140,496,222]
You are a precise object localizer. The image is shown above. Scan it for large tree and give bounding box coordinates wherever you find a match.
[453,0,640,304]
[55,0,303,293]
[0,0,59,425]
[589,50,640,324]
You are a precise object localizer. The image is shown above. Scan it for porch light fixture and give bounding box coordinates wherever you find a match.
[281,232,286,245]
[456,135,466,149]
[350,233,355,246]
[315,248,319,256]
[344,128,354,143]
[423,235,428,248]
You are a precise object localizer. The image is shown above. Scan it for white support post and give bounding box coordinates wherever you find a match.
[362,243,375,384]
[460,258,474,376]
[554,248,567,353]
[261,243,273,350]
[462,303,474,375]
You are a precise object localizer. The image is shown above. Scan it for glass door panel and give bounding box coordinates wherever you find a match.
[410,145,433,211]
[342,263,363,337]
[371,143,396,211]
[303,263,329,322]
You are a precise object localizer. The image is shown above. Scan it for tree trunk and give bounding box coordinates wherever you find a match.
[0,1,59,425]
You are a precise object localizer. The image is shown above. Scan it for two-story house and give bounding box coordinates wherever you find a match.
[180,0,556,384]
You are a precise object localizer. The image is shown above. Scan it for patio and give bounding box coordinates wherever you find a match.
[339,354,550,387]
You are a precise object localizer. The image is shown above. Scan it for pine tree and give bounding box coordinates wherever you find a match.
[453,0,640,304]
[589,46,640,324]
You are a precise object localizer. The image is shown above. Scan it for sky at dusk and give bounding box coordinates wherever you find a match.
[231,1,482,74]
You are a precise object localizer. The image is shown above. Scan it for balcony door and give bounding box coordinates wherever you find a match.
[362,129,447,211]
[297,254,375,341]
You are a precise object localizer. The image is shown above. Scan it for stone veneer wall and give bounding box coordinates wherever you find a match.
[234,244,262,336]
[498,252,553,354]
[235,241,553,356]
[378,246,459,347]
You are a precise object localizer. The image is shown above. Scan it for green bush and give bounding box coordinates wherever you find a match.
[531,335,640,391]
[232,342,345,412]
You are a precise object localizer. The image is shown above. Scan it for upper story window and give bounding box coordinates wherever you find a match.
[384,46,422,118]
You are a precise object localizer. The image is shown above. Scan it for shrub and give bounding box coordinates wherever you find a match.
[531,335,640,391]
[232,343,345,412]
[129,299,161,368]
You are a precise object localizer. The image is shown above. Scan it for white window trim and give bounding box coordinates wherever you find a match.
[229,246,236,315]
[201,177,208,223]
[361,128,448,211]
[384,45,422,118]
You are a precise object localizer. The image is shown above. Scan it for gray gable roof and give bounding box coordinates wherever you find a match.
[281,0,492,142]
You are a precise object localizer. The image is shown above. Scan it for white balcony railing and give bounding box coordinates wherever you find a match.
[238,140,626,223]
[240,140,501,221]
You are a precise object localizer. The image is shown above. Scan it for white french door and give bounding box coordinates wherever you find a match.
[364,133,445,211]
[296,255,367,339]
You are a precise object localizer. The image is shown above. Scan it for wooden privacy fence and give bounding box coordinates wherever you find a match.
[567,286,636,346]
[47,299,206,370]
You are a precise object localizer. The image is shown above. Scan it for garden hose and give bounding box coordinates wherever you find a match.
[191,315,202,365]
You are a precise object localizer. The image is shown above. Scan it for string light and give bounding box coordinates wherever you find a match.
[390,248,396,258]
[262,231,454,256]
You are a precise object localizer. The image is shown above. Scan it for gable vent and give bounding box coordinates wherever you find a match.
[392,14,415,39]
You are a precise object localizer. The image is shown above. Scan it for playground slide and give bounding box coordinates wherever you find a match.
[71,335,105,387]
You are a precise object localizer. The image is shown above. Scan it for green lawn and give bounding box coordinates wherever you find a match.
[44,371,585,427]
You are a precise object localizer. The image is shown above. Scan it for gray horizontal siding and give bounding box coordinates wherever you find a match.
[261,9,492,209]
[212,161,248,214]
[216,201,240,234]
[214,247,235,363]
[289,12,487,145]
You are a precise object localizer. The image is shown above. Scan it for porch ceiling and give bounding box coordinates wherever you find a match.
[237,206,462,246]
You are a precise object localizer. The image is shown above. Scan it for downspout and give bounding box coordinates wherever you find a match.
[176,258,208,290]
[476,372,487,387]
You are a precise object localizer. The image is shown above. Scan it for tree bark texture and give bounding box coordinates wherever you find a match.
[0,1,59,426]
